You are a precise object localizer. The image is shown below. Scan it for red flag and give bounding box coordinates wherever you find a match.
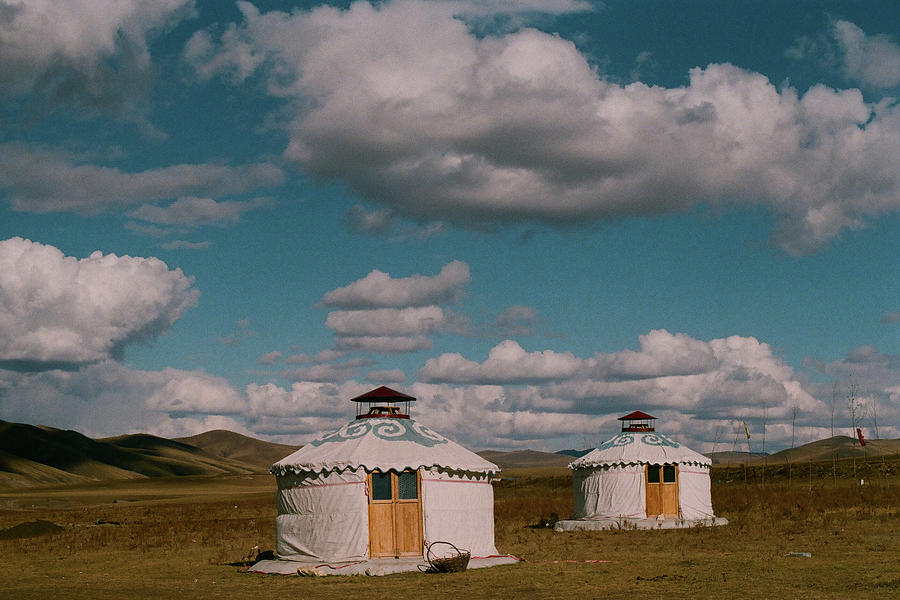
[856,428,866,447]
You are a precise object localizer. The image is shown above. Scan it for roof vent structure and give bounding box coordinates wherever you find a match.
[350,385,416,419]
[618,410,656,432]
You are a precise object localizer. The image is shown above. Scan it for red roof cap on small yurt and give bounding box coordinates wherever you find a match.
[618,410,656,421]
[350,386,416,402]
[350,386,416,419]
[618,410,656,432]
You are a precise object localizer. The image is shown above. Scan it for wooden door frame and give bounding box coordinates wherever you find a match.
[367,469,424,558]
[645,463,680,518]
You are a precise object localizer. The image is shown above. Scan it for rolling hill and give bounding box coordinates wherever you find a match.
[556,449,592,458]
[173,430,299,469]
[0,420,256,488]
[477,449,574,469]
[708,436,900,464]
[706,450,768,464]
[2,418,897,487]
[766,435,900,463]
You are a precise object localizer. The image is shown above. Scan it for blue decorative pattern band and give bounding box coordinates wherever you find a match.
[597,434,634,450]
[309,419,449,448]
[640,432,681,448]
[594,432,681,451]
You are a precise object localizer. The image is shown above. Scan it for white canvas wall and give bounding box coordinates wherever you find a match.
[274,466,500,562]
[676,466,715,520]
[573,463,715,521]
[421,468,498,558]
[573,465,645,519]
[271,411,501,562]
[274,469,368,562]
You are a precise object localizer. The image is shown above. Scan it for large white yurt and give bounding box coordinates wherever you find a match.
[270,386,501,562]
[556,411,725,530]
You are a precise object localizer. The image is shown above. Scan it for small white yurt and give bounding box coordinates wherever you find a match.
[270,386,501,562]
[557,411,725,530]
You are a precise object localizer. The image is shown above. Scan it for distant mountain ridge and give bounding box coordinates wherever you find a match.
[477,449,573,469]
[1,418,897,487]
[707,435,900,464]
[757,436,899,463]
[0,421,292,488]
[706,450,769,464]
[173,430,299,468]
[556,449,592,458]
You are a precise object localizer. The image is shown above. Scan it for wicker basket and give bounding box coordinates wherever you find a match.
[426,541,471,573]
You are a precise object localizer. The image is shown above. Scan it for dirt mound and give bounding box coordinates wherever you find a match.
[0,519,64,539]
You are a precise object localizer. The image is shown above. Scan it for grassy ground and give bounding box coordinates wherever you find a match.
[0,460,897,599]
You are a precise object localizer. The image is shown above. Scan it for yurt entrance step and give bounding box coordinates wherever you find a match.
[645,464,679,518]
[368,469,423,557]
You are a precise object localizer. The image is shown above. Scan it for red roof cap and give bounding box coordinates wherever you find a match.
[349,386,416,403]
[618,410,656,421]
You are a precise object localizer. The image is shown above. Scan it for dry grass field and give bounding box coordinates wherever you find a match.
[0,457,897,600]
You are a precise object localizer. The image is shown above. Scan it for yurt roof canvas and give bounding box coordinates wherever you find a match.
[569,431,711,469]
[271,417,499,476]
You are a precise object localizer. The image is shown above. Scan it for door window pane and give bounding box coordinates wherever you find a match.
[398,470,418,500]
[663,465,676,483]
[371,471,392,500]
[647,465,660,483]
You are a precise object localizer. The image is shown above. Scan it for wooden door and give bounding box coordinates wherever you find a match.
[368,469,423,557]
[645,464,679,518]
[368,470,395,557]
[660,464,679,516]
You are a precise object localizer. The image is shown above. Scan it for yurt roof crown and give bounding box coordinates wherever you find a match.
[270,385,500,476]
[349,385,416,419]
[568,410,711,469]
[618,410,656,432]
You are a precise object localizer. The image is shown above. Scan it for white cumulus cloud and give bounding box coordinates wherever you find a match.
[129,196,274,226]
[0,0,195,124]
[188,1,900,255]
[0,360,249,439]
[144,369,245,414]
[326,306,446,354]
[495,304,537,336]
[832,20,900,89]
[325,306,446,336]
[322,261,470,308]
[256,350,282,365]
[419,339,583,384]
[334,335,434,354]
[246,381,368,419]
[0,237,198,368]
[419,330,719,384]
[415,330,824,449]
[320,261,469,355]
[0,143,284,214]
[596,329,718,379]
[281,359,374,383]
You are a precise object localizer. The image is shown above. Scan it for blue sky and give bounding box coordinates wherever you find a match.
[1,0,898,452]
